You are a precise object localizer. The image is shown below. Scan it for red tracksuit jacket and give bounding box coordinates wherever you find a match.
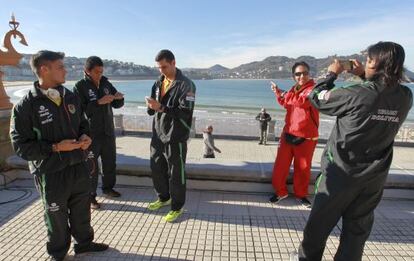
[276,80,319,138]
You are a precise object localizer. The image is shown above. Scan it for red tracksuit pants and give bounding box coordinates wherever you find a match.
[272,135,317,198]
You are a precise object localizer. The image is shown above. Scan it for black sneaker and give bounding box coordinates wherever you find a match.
[269,194,288,203]
[103,189,121,198]
[90,197,100,209]
[75,242,109,255]
[297,197,312,208]
[258,142,263,145]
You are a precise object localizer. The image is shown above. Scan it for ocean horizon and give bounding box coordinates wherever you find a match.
[6,79,414,121]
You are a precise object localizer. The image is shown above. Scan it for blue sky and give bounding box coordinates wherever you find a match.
[1,0,414,70]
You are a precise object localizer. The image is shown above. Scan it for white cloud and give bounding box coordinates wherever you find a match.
[184,14,414,70]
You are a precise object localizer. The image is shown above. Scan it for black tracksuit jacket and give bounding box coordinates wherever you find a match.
[73,75,124,137]
[147,69,196,143]
[10,82,90,175]
[310,73,413,178]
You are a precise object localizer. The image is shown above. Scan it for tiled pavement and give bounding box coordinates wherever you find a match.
[0,180,413,261]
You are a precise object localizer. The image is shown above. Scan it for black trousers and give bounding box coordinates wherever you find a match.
[298,164,387,261]
[259,127,268,144]
[150,137,187,211]
[89,134,117,196]
[34,163,94,260]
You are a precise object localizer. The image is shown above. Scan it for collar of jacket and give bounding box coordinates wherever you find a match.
[157,68,185,84]
[292,79,315,93]
[84,73,108,86]
[31,81,65,99]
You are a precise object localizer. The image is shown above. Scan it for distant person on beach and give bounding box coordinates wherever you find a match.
[10,50,108,260]
[255,107,272,145]
[73,56,125,209]
[203,125,221,158]
[293,42,413,261]
[269,61,319,208]
[146,49,196,222]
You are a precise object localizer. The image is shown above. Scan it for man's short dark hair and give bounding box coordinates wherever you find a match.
[367,41,405,86]
[85,56,104,71]
[291,61,310,74]
[30,50,65,77]
[155,49,175,62]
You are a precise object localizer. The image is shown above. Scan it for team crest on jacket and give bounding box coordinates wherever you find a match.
[104,88,109,95]
[67,104,76,114]
[186,91,195,102]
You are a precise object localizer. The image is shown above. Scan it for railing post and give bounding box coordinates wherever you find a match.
[267,120,276,141]
[190,116,196,138]
[114,114,124,136]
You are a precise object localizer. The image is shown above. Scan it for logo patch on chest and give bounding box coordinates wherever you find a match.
[88,89,97,101]
[67,104,76,114]
[38,105,53,124]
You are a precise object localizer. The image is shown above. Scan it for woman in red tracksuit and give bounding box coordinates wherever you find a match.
[269,61,319,207]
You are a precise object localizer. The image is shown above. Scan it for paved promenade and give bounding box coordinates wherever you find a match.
[1,136,413,260]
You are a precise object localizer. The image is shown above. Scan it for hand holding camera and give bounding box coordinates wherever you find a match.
[328,59,364,77]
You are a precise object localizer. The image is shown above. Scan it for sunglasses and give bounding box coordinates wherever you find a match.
[294,71,309,77]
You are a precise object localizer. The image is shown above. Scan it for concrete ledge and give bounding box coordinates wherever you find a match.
[7,155,414,190]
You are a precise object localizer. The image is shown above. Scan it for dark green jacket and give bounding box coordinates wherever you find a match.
[73,75,124,137]
[147,69,196,143]
[310,73,412,178]
[10,82,90,175]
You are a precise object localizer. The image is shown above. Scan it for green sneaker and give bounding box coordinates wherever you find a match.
[148,199,171,211]
[164,209,183,222]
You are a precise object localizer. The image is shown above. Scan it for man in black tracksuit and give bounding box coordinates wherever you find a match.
[146,50,196,222]
[255,107,272,145]
[295,42,413,261]
[10,51,108,260]
[73,56,124,209]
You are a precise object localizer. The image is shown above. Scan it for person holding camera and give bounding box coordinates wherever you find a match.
[255,108,272,145]
[295,42,412,261]
[269,61,319,207]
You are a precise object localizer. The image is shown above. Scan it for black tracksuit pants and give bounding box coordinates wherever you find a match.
[298,164,387,261]
[34,163,94,260]
[90,134,117,197]
[150,137,187,211]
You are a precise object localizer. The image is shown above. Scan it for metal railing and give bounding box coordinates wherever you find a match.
[114,114,414,144]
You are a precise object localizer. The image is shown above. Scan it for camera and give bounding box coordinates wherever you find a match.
[338,60,353,71]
